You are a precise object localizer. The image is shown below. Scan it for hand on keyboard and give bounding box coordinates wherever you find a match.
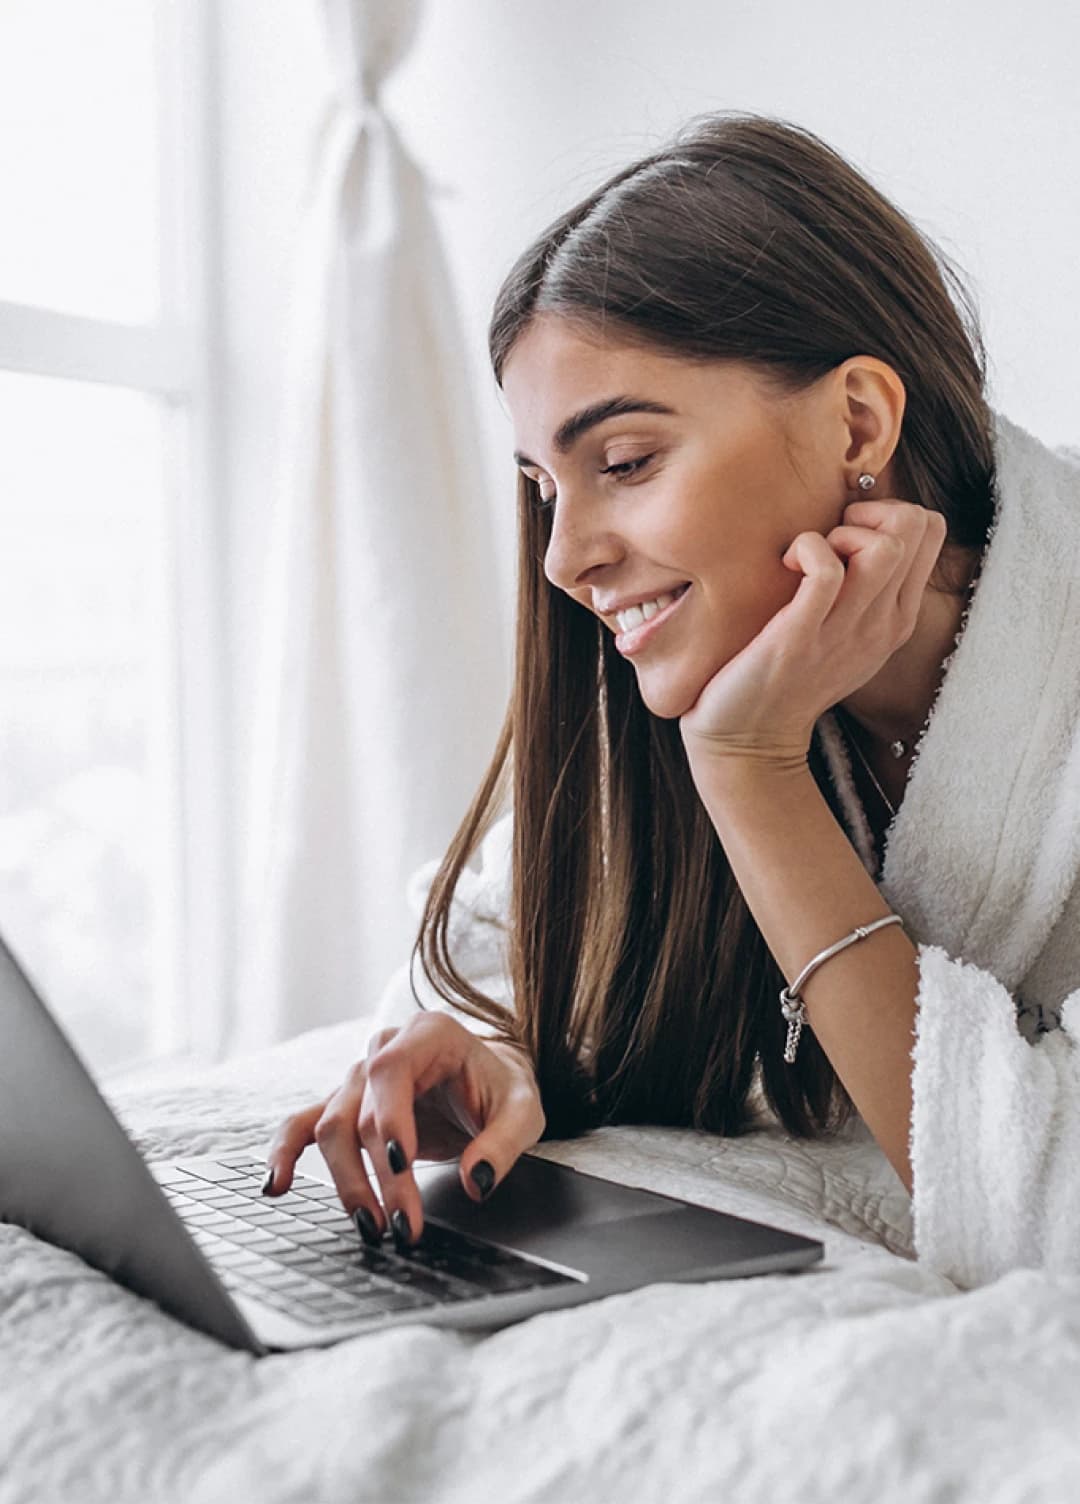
[263,1014,545,1252]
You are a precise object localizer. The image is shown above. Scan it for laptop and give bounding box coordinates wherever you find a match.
[0,930,824,1355]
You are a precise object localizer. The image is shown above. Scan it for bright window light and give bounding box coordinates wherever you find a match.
[0,0,160,324]
[0,369,173,1075]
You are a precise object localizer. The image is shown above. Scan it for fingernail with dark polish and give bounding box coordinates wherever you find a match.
[354,1206,382,1246]
[386,1138,407,1175]
[391,1207,412,1245]
[470,1160,495,1199]
[260,1165,275,1196]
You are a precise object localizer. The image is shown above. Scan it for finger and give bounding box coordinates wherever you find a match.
[895,508,947,619]
[313,1059,390,1241]
[457,1070,547,1207]
[839,498,920,526]
[361,1015,485,1246]
[779,531,848,625]
[823,522,907,581]
[367,1026,400,1060]
[263,1098,331,1195]
[839,498,940,580]
[831,507,944,621]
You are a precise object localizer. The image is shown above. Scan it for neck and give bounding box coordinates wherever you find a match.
[836,566,974,752]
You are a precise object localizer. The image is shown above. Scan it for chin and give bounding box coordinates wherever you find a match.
[634,671,699,722]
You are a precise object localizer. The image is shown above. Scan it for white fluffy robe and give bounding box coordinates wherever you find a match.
[375,410,1080,1293]
[818,410,1080,1290]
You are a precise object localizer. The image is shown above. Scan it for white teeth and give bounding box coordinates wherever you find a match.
[614,588,681,633]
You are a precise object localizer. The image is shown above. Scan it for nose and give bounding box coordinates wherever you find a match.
[542,490,622,595]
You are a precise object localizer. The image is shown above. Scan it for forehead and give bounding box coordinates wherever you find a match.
[502,316,671,416]
[502,314,763,460]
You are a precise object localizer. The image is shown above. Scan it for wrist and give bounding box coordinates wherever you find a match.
[685,746,812,796]
[681,727,812,775]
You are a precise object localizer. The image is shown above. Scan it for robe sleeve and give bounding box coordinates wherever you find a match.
[363,811,514,1044]
[909,941,1080,1288]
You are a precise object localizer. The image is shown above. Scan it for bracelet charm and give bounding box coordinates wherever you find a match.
[780,992,807,1065]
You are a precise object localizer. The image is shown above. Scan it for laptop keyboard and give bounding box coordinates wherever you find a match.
[153,1153,577,1328]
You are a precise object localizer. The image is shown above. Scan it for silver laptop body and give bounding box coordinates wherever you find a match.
[0,931,823,1355]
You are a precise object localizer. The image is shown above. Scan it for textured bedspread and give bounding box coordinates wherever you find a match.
[3,1017,1079,1504]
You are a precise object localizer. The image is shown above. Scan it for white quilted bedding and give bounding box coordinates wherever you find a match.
[3,1016,1080,1504]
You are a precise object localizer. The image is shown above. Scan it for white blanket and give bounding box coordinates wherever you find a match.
[4,1015,1080,1504]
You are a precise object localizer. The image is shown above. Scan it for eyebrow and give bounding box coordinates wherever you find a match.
[513,396,678,471]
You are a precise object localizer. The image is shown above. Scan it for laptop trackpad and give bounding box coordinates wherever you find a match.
[414,1152,682,1242]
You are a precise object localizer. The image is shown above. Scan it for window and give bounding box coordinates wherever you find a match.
[0,1,226,1082]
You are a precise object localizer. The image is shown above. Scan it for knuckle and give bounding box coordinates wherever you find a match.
[313,1108,343,1146]
[344,1058,367,1090]
[367,1026,399,1060]
[367,1048,394,1081]
[416,1007,458,1033]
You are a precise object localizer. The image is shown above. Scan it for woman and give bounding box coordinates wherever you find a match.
[265,111,1080,1288]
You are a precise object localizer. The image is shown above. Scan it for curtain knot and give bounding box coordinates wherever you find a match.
[321,0,423,111]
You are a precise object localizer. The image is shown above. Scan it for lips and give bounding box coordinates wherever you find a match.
[604,581,691,629]
[614,583,691,656]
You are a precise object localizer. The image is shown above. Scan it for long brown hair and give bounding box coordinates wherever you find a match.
[411,111,997,1142]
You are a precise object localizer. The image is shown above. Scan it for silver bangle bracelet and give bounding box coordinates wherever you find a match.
[779,913,905,1064]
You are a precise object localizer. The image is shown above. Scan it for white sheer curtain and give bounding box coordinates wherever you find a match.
[232,0,507,1055]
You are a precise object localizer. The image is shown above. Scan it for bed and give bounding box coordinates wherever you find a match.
[2,1013,1078,1504]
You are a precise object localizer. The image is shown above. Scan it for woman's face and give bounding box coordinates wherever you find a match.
[502,313,854,720]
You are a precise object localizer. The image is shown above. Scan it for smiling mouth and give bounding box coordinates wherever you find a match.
[609,582,691,633]
[613,583,691,655]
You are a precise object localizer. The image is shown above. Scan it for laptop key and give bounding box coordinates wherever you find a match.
[296,1286,347,1306]
[235,1235,296,1256]
[185,1163,249,1184]
[183,1211,237,1228]
[268,1247,327,1267]
[245,1210,301,1231]
[251,1269,308,1290]
[294,1205,350,1224]
[281,1253,339,1275]
[151,1167,202,1187]
[317,1267,376,1288]
[295,1183,344,1201]
[268,1193,317,1212]
[210,1250,265,1270]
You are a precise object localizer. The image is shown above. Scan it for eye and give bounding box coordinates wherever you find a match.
[530,453,656,512]
[600,454,655,481]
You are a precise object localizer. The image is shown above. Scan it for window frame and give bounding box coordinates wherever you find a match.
[0,0,229,1082]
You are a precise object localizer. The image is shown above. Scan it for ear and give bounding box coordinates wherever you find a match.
[834,356,907,479]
